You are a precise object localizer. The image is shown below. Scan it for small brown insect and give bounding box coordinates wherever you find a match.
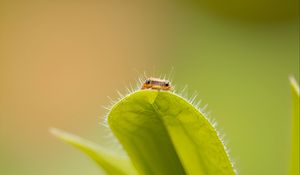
[141,77,171,91]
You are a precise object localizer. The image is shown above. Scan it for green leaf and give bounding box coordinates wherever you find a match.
[108,90,236,175]
[289,76,299,175]
[49,128,137,175]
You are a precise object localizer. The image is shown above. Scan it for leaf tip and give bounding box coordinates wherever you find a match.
[289,76,300,95]
[49,127,60,136]
[49,127,69,140]
[48,127,80,144]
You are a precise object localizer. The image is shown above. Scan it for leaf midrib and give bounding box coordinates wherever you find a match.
[150,92,210,175]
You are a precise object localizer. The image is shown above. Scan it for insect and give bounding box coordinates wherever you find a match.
[141,77,172,91]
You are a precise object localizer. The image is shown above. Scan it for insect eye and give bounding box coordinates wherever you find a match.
[165,82,169,86]
[145,80,151,84]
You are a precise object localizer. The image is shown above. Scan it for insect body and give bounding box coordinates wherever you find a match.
[141,77,171,91]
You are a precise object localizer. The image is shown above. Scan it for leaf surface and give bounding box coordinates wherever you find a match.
[108,90,235,175]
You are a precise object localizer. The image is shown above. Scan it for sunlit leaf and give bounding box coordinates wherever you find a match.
[108,90,235,175]
[289,76,299,175]
[50,128,137,175]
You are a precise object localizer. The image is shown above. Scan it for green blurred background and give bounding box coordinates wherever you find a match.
[0,0,298,175]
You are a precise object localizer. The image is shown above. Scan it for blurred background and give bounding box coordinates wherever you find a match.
[0,0,298,175]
